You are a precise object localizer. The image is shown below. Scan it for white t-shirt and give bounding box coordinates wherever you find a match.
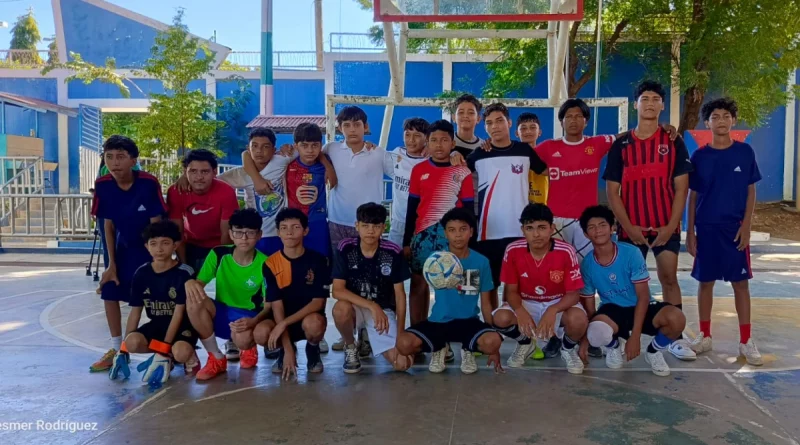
[323,141,391,227]
[383,147,427,245]
[218,153,294,237]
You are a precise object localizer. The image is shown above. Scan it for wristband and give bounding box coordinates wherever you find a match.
[148,339,172,355]
[119,341,128,353]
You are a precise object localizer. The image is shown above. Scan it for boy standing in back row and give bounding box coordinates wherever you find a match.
[603,80,696,362]
[686,98,762,365]
[90,135,167,372]
[385,117,430,247]
[516,112,548,205]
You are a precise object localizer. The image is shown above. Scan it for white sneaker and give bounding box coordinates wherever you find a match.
[689,333,712,354]
[561,347,584,375]
[225,340,240,361]
[460,349,478,374]
[332,337,345,351]
[739,339,763,366]
[604,345,623,369]
[429,348,447,373]
[668,339,697,361]
[319,339,329,354]
[507,342,536,368]
[645,351,670,376]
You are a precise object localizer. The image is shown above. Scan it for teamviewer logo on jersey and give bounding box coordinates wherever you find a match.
[549,167,560,181]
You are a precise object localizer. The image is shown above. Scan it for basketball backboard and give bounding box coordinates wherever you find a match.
[374,0,583,23]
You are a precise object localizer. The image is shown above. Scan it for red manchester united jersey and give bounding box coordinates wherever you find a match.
[500,239,584,302]
[535,135,615,219]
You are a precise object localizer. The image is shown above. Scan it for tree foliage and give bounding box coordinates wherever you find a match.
[9,9,42,64]
[42,52,144,98]
[216,77,257,157]
[352,0,800,132]
[103,113,143,140]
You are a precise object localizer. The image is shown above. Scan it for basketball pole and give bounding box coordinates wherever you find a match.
[592,0,603,136]
[260,0,274,116]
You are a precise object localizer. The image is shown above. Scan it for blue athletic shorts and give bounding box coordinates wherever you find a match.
[691,223,752,283]
[213,299,260,340]
[255,236,283,257]
[410,223,448,275]
[100,248,150,302]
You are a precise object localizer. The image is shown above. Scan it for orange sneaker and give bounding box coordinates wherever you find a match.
[196,353,227,381]
[240,347,258,369]
[90,348,117,373]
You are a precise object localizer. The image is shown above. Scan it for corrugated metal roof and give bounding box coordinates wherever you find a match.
[0,92,78,117]
[246,114,371,135]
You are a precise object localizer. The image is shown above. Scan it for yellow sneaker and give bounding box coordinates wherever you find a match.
[532,345,545,360]
[90,348,117,373]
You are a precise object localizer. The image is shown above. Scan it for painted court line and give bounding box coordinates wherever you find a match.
[83,387,172,445]
[0,307,104,344]
[193,384,270,403]
[0,289,91,302]
[723,373,800,445]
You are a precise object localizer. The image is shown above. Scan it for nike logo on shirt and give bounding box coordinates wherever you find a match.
[191,207,213,215]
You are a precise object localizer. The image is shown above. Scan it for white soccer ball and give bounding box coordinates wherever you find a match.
[423,251,464,290]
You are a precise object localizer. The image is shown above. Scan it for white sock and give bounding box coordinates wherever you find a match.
[111,336,122,352]
[201,336,224,359]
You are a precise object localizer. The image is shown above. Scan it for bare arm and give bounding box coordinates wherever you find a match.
[480,291,495,326]
[667,175,689,231]
[271,300,294,353]
[629,282,651,340]
[163,304,185,344]
[687,190,697,235]
[332,279,377,310]
[242,150,262,184]
[104,219,117,269]
[742,183,756,229]
[124,306,143,338]
[394,283,407,334]
[581,296,596,320]
[549,290,581,313]
[606,181,635,234]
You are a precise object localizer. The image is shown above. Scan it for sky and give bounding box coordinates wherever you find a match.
[0,0,376,51]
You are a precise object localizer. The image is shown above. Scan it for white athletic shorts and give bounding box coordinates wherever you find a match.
[554,217,593,261]
[493,299,586,339]
[354,306,398,357]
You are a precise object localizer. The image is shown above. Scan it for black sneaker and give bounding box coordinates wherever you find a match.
[588,346,604,358]
[271,351,284,374]
[445,343,455,363]
[306,343,324,373]
[543,336,562,359]
[342,344,362,374]
[265,348,281,360]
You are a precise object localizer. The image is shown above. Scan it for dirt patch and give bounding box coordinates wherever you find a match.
[751,202,800,241]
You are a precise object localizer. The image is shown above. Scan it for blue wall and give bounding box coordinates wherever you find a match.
[69,79,206,99]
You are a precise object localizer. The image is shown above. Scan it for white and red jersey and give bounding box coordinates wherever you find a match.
[500,239,584,302]
[535,135,615,219]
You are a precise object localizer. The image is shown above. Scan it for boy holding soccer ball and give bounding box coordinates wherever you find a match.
[396,208,504,374]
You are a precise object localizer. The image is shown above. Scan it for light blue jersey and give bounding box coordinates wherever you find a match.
[429,249,494,323]
[579,242,651,308]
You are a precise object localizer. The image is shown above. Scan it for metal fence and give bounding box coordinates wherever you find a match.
[330,32,389,52]
[223,51,318,70]
[0,194,93,239]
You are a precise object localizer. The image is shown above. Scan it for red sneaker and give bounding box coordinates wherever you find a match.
[240,347,258,369]
[196,353,227,381]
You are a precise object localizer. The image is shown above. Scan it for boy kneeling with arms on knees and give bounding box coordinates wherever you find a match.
[110,220,200,385]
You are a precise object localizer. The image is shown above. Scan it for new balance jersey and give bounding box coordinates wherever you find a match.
[331,238,410,312]
[404,160,474,245]
[285,158,328,224]
[219,154,295,237]
[384,147,428,245]
[535,135,615,219]
[130,263,194,321]
[603,130,692,238]
[196,246,268,311]
[91,171,167,252]
[500,239,583,302]
[580,242,652,308]
[324,142,392,227]
[690,142,761,225]
[428,250,494,323]
[467,141,547,241]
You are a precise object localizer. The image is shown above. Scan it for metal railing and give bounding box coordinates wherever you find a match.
[223,51,318,70]
[330,32,390,52]
[0,194,93,239]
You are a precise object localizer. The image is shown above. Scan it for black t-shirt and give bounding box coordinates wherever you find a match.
[332,238,410,312]
[129,262,194,322]
[263,249,331,317]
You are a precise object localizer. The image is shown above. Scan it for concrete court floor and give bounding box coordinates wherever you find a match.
[0,257,799,445]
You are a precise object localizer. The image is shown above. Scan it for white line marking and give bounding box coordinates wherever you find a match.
[0,289,91,302]
[0,308,104,344]
[37,292,108,354]
[83,387,171,444]
[348,363,800,374]
[194,384,269,403]
[447,391,460,445]
[723,373,800,445]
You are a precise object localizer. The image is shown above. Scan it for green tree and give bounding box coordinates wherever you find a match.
[216,77,256,157]
[353,0,800,132]
[102,113,143,140]
[9,9,42,64]
[47,38,59,64]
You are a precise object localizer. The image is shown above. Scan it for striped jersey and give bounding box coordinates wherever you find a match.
[285,158,328,224]
[408,159,474,235]
[500,239,584,303]
[603,129,692,239]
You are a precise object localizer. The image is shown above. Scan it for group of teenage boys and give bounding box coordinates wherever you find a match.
[90,79,763,386]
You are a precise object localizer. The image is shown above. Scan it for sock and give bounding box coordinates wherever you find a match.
[647,331,672,353]
[201,336,224,359]
[495,325,531,345]
[561,335,577,350]
[606,337,619,349]
[739,324,751,344]
[700,320,711,338]
[111,336,122,352]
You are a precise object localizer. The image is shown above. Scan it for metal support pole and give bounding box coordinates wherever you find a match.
[0,101,5,134]
[314,0,323,71]
[380,22,401,148]
[260,0,274,115]
[592,0,603,136]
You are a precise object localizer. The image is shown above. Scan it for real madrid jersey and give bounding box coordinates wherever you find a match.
[129,262,195,322]
[219,154,295,237]
[384,147,428,245]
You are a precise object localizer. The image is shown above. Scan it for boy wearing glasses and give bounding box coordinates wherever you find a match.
[184,209,270,381]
